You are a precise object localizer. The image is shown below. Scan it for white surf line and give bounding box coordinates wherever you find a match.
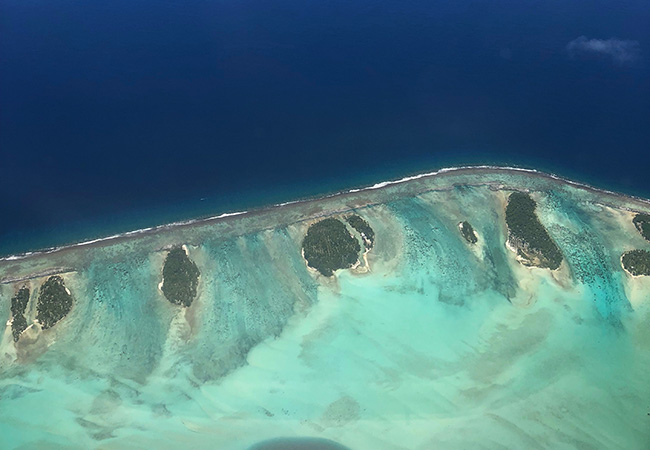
[0,211,251,263]
[2,165,649,263]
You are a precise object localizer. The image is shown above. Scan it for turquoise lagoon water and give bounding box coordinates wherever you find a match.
[0,171,649,449]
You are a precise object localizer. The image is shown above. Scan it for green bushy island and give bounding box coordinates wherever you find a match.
[632,213,650,242]
[10,286,30,341]
[346,214,375,248]
[37,276,73,329]
[161,246,200,307]
[621,249,650,276]
[505,192,563,270]
[459,221,478,244]
[302,218,361,277]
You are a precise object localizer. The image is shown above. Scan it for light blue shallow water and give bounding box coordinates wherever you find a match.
[0,175,649,449]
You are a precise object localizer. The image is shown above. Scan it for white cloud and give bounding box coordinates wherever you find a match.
[566,36,641,65]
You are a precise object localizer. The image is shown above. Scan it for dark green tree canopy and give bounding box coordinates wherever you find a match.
[161,246,200,307]
[632,213,650,242]
[346,214,375,248]
[11,286,30,341]
[302,218,361,277]
[459,221,478,244]
[37,276,73,329]
[505,192,563,270]
[621,249,650,276]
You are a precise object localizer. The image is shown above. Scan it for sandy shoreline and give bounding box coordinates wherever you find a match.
[2,165,650,279]
[1,166,649,450]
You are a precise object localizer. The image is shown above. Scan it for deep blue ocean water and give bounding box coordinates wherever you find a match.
[1,0,649,256]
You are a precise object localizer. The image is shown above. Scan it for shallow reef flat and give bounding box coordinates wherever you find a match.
[0,167,649,450]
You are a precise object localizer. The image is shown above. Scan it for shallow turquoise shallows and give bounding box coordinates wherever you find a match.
[0,168,649,450]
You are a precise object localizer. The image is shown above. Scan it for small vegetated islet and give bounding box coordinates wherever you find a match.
[632,213,650,242]
[505,192,563,270]
[37,276,73,329]
[459,221,478,244]
[621,249,650,276]
[302,218,361,277]
[10,286,30,341]
[346,214,375,249]
[161,246,201,307]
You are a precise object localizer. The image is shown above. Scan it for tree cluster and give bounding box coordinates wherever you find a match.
[161,246,200,307]
[346,214,375,249]
[459,221,478,244]
[11,286,30,341]
[632,213,650,242]
[621,249,650,276]
[37,276,73,329]
[302,218,360,277]
[505,192,563,269]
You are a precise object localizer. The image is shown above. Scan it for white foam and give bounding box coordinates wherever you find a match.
[1,165,647,262]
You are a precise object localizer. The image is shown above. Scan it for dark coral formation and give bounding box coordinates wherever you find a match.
[161,246,200,307]
[505,192,563,270]
[10,286,30,341]
[346,214,375,249]
[621,249,650,276]
[459,221,478,244]
[36,276,73,329]
[302,218,360,277]
[632,213,650,242]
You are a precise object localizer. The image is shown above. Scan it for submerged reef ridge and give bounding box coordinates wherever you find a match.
[0,167,649,450]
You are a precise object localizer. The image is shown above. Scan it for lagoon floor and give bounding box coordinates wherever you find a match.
[1,168,649,449]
